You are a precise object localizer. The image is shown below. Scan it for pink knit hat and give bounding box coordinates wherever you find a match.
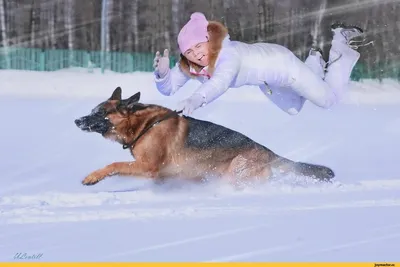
[177,12,209,54]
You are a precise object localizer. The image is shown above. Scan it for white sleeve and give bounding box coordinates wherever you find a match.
[154,63,190,96]
[192,49,240,104]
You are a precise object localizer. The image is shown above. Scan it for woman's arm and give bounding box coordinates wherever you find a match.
[193,48,240,104]
[154,62,190,96]
[178,48,240,115]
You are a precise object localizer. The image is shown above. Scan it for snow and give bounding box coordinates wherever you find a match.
[0,68,400,262]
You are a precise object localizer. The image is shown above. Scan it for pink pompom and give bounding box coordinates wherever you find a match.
[190,12,207,20]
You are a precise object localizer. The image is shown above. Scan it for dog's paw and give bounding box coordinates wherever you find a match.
[82,173,102,186]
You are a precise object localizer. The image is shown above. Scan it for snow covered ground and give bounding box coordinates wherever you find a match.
[0,68,400,262]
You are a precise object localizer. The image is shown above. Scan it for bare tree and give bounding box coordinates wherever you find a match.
[48,1,56,49]
[171,0,180,56]
[0,0,9,68]
[0,0,399,79]
[131,0,139,52]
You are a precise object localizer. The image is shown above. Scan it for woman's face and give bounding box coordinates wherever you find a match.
[183,41,209,67]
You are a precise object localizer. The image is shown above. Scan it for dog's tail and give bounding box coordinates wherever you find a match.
[270,153,335,181]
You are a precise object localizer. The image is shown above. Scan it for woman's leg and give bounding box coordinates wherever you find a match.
[305,48,326,79]
[260,48,326,115]
[289,24,363,108]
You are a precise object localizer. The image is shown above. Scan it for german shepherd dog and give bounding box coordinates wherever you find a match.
[74,87,334,186]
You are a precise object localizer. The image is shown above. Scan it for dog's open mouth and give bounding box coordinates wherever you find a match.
[79,124,92,132]
[76,122,92,132]
[75,117,111,135]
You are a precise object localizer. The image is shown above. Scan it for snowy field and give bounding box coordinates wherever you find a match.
[1,68,400,262]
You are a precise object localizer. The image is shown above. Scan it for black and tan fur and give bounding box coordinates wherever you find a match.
[74,87,334,186]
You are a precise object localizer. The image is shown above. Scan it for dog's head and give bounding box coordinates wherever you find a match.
[74,87,145,137]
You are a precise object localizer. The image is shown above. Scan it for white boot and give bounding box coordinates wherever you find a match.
[331,22,373,50]
[322,23,367,103]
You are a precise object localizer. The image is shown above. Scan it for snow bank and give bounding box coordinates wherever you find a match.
[1,68,400,105]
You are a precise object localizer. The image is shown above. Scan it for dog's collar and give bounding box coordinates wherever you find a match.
[122,109,183,150]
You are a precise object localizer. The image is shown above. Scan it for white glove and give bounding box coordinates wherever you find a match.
[177,93,206,116]
[153,49,170,79]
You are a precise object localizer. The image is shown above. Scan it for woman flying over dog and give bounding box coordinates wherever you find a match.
[153,12,370,116]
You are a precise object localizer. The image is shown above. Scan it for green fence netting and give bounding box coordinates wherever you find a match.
[0,48,178,73]
[0,47,399,81]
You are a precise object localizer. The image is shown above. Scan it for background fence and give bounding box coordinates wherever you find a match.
[0,47,177,73]
[1,47,399,82]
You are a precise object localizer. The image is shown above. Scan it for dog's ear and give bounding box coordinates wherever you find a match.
[124,92,141,109]
[109,87,122,101]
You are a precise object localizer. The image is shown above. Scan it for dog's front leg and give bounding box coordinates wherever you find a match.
[82,161,157,186]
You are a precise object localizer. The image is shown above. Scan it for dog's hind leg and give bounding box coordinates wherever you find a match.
[224,154,273,188]
[82,161,158,185]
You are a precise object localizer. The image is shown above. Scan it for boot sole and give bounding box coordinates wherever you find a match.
[331,22,364,33]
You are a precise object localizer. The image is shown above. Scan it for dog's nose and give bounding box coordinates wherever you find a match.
[75,119,82,126]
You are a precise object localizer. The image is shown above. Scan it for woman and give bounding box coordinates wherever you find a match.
[153,12,368,116]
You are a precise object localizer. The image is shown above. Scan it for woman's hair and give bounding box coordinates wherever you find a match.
[179,20,228,75]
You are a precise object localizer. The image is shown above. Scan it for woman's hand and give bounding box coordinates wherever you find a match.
[177,93,206,116]
[153,49,170,78]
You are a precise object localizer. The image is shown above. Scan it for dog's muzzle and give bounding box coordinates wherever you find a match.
[74,116,111,135]
[74,118,84,128]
